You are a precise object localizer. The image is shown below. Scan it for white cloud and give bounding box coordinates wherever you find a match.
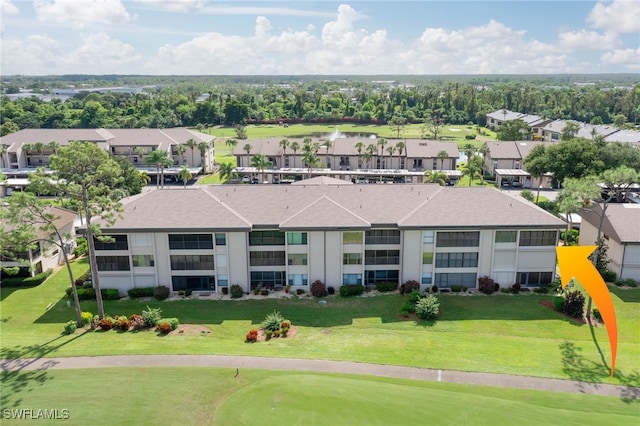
[135,0,206,13]
[558,30,621,50]
[255,16,272,39]
[68,33,142,72]
[1,0,19,15]
[34,0,131,29]
[601,47,640,70]
[587,0,640,34]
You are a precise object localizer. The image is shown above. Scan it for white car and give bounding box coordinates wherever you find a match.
[241,175,251,183]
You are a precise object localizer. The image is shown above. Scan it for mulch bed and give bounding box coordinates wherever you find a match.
[539,299,601,326]
[170,324,213,336]
[256,326,299,342]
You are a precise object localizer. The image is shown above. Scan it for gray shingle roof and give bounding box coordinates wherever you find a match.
[579,203,640,243]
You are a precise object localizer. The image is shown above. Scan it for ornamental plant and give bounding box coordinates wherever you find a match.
[414,295,440,320]
[245,329,258,343]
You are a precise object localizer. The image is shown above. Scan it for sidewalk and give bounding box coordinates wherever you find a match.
[2,355,637,399]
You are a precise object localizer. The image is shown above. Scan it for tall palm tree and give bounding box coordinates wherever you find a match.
[145,149,172,189]
[386,145,396,169]
[251,153,272,183]
[197,141,210,172]
[366,144,376,169]
[462,143,476,162]
[437,149,449,171]
[461,156,483,186]
[362,151,373,169]
[425,170,448,186]
[178,165,192,188]
[395,141,406,169]
[355,141,364,168]
[289,141,300,168]
[218,162,237,183]
[279,138,289,169]
[185,138,198,166]
[225,138,238,153]
[377,138,387,159]
[243,143,253,168]
[301,150,319,179]
[176,143,187,165]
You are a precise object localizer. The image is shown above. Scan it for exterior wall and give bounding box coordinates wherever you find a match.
[228,232,249,291]
[325,231,342,287]
[621,244,640,281]
[402,229,422,287]
[308,231,326,284]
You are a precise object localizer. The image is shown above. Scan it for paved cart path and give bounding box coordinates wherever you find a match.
[2,355,638,399]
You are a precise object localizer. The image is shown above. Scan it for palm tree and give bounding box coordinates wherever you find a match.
[145,149,172,189]
[395,141,406,169]
[243,143,253,168]
[33,142,45,164]
[425,170,448,186]
[462,143,476,162]
[386,145,396,169]
[377,138,387,160]
[197,141,210,172]
[218,162,237,183]
[47,141,60,155]
[355,141,364,168]
[289,141,300,168]
[437,150,449,171]
[461,155,483,186]
[362,151,373,169]
[301,150,319,179]
[366,144,376,169]
[176,144,187,165]
[251,153,272,183]
[279,138,289,169]
[178,165,192,188]
[185,138,198,166]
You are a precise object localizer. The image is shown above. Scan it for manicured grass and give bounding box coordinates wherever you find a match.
[1,367,636,426]
[2,260,639,387]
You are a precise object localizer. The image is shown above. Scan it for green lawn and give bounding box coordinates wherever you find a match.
[1,368,637,426]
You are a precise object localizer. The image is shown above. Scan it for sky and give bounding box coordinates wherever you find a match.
[0,0,639,75]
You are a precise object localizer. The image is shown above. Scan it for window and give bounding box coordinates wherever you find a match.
[365,230,400,245]
[421,272,432,285]
[288,253,307,266]
[495,231,517,243]
[365,250,400,265]
[517,271,553,286]
[215,233,226,246]
[343,273,362,285]
[217,274,229,287]
[365,270,399,285]
[250,251,285,266]
[434,272,476,288]
[288,274,308,286]
[132,255,154,267]
[519,231,557,247]
[343,231,363,244]
[249,231,285,246]
[435,252,478,268]
[287,232,307,245]
[343,253,362,265]
[96,256,130,271]
[422,231,434,244]
[172,276,215,291]
[250,271,285,288]
[436,232,480,247]
[94,235,128,250]
[170,255,214,270]
[31,243,42,259]
[422,252,433,264]
[168,234,213,250]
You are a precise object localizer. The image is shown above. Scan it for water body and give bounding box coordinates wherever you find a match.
[290,129,378,140]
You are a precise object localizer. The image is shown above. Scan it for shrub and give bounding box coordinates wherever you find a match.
[76,288,96,300]
[81,311,93,325]
[81,281,93,289]
[478,276,496,295]
[221,287,229,295]
[115,315,130,331]
[74,237,88,257]
[245,329,258,343]
[74,270,91,287]
[592,308,602,322]
[260,289,270,296]
[142,305,162,328]
[450,285,463,293]
[399,280,420,295]
[153,285,170,301]
[339,285,364,297]
[310,280,327,297]
[127,287,155,299]
[552,296,564,312]
[262,310,286,332]
[129,314,146,330]
[407,290,421,310]
[401,309,410,317]
[178,290,185,296]
[414,295,440,320]
[625,278,638,287]
[510,283,521,294]
[327,286,335,295]
[230,284,244,299]
[401,302,412,314]
[265,330,273,340]
[63,320,77,335]
[520,189,534,202]
[431,285,438,293]
[601,270,617,283]
[101,288,120,300]
[185,289,192,297]
[375,281,398,292]
[562,290,585,319]
[296,289,305,295]
[156,317,179,332]
[1,269,53,287]
[273,330,281,338]
[464,134,476,140]
[97,317,114,331]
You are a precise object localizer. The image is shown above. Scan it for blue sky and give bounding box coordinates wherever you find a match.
[1,0,638,75]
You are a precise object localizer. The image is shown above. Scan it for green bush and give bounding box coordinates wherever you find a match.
[74,269,91,286]
[81,311,93,324]
[562,290,585,319]
[142,305,162,328]
[327,286,335,295]
[552,296,564,312]
[399,280,420,295]
[401,302,412,314]
[375,281,398,292]
[592,308,602,322]
[414,295,440,320]
[156,317,179,331]
[262,310,285,332]
[520,189,534,202]
[230,284,244,299]
[510,283,521,294]
[1,269,52,287]
[310,280,327,297]
[407,290,421,310]
[464,134,476,140]
[450,285,464,293]
[73,237,88,257]
[77,288,96,300]
[296,289,305,295]
[153,285,170,300]
[63,320,77,335]
[339,285,364,297]
[127,287,155,298]
[102,289,120,300]
[624,278,638,287]
[601,270,617,283]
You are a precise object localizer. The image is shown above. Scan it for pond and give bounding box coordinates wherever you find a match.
[289,129,378,140]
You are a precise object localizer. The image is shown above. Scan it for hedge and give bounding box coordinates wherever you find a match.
[1,269,52,287]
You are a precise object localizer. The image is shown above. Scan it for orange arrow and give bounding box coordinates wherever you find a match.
[556,246,617,377]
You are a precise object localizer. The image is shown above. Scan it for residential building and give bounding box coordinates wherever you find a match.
[482,141,554,187]
[540,120,619,142]
[92,181,564,295]
[578,204,640,282]
[1,206,77,277]
[485,110,552,139]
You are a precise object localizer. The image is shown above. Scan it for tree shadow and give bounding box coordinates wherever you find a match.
[559,340,640,403]
[0,332,87,410]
